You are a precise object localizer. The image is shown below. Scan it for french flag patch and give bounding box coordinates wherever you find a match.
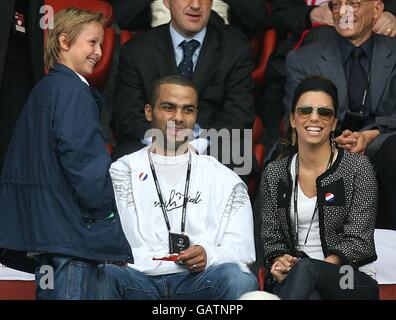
[325,192,335,203]
[139,172,148,181]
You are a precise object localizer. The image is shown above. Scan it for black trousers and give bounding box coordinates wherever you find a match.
[375,134,396,230]
[273,258,379,300]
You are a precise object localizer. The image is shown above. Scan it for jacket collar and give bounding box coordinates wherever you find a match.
[51,63,104,111]
[52,63,85,83]
[286,148,345,182]
[154,24,179,77]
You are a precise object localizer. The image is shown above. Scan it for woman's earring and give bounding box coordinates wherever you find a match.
[330,130,337,152]
[291,128,297,147]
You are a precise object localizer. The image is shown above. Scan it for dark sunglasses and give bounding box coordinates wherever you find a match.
[295,106,335,121]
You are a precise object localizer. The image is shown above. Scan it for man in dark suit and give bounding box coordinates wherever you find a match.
[284,0,396,229]
[0,0,44,172]
[111,0,255,178]
[109,0,269,38]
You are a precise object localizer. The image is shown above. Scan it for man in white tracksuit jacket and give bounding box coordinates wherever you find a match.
[96,74,258,300]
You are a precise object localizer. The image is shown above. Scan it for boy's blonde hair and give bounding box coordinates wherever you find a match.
[45,7,105,70]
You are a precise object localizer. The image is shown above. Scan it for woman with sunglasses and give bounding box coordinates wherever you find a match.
[256,76,379,299]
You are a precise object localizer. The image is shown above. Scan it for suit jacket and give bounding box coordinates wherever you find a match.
[284,34,396,157]
[112,23,255,149]
[109,0,269,36]
[0,0,44,88]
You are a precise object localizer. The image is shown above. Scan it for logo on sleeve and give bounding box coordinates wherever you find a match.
[139,172,148,181]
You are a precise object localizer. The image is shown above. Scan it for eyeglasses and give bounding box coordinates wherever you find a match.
[328,0,376,14]
[295,106,335,121]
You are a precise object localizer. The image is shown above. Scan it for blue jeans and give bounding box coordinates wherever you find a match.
[95,263,258,300]
[35,254,99,300]
[273,258,379,300]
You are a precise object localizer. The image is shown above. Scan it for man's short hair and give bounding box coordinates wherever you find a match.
[45,7,105,70]
[149,74,198,107]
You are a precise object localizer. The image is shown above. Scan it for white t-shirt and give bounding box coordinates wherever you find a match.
[291,182,323,259]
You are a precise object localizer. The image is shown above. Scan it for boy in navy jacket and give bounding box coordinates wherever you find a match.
[0,8,132,299]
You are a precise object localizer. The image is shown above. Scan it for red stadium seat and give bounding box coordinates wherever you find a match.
[251,29,277,88]
[249,30,277,173]
[380,284,396,300]
[248,116,265,198]
[258,267,266,291]
[252,115,264,146]
[0,280,35,300]
[120,30,133,46]
[44,0,115,92]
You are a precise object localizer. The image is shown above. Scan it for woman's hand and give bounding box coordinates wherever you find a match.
[270,254,299,283]
[324,254,342,265]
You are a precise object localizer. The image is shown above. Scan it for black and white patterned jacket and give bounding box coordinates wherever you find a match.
[256,149,378,271]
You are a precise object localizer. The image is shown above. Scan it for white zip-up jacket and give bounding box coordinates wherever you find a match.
[110,147,256,276]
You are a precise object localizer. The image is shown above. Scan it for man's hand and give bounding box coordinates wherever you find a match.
[351,129,380,154]
[270,254,299,283]
[335,129,358,151]
[177,245,207,273]
[310,4,334,26]
[373,11,396,37]
[336,129,380,154]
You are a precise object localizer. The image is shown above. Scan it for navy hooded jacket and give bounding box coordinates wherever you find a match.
[0,64,133,272]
